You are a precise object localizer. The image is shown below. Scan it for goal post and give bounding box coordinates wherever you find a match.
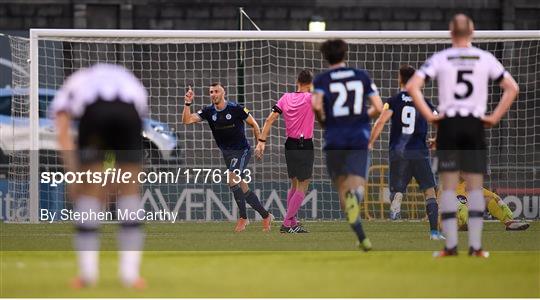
[6,29,539,223]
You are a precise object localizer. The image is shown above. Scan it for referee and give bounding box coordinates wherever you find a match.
[50,64,147,288]
[407,14,519,258]
[256,70,314,233]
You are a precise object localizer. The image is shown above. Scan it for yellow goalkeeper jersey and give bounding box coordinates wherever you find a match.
[455,181,500,203]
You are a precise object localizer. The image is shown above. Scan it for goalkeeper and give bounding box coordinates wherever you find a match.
[454,178,529,231]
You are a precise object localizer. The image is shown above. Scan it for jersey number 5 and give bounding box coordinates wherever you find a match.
[455,70,474,100]
[330,81,364,117]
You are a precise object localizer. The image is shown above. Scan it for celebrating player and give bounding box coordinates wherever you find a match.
[256,69,314,234]
[51,64,147,288]
[312,39,383,251]
[182,82,272,232]
[407,14,519,257]
[368,64,443,240]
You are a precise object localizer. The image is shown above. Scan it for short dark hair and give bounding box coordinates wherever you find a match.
[320,39,347,65]
[399,64,416,86]
[297,69,313,85]
[210,82,224,89]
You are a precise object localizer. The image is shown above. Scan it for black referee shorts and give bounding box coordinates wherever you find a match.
[284,137,314,181]
[436,116,487,174]
[78,99,143,164]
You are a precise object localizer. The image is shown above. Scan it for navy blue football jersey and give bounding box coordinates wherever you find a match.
[197,101,250,150]
[386,91,435,159]
[313,67,378,150]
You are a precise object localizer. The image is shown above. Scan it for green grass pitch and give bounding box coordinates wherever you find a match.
[1,221,539,297]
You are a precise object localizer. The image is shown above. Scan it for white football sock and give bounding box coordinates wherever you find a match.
[467,189,486,250]
[74,195,101,284]
[440,190,458,249]
[117,195,144,285]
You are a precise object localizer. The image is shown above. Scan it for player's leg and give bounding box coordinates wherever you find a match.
[484,196,529,230]
[339,149,371,251]
[412,157,442,239]
[462,172,488,257]
[284,138,298,225]
[235,148,272,231]
[116,162,145,289]
[282,178,310,233]
[282,139,313,233]
[336,174,371,251]
[71,164,103,288]
[287,178,298,222]
[461,117,489,257]
[71,104,109,287]
[433,117,460,257]
[108,102,146,287]
[388,158,412,220]
[435,171,460,256]
[224,150,249,231]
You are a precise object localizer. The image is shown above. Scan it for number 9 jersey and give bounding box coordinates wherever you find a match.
[386,91,435,160]
[313,67,379,150]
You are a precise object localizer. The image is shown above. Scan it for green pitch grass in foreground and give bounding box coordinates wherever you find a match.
[1,221,539,297]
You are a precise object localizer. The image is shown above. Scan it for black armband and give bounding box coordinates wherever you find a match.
[258,139,266,143]
[271,105,282,114]
[184,102,192,106]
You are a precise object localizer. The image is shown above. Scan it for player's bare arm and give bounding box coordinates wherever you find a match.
[406,75,440,123]
[368,106,393,150]
[312,92,325,128]
[255,111,279,159]
[482,75,519,127]
[55,111,78,172]
[245,114,262,146]
[367,94,384,119]
[182,86,202,124]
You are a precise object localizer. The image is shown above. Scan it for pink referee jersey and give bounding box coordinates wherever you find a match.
[274,92,314,139]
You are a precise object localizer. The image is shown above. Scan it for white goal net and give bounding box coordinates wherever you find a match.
[4,30,539,222]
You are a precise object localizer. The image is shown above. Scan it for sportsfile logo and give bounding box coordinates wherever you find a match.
[40,168,252,187]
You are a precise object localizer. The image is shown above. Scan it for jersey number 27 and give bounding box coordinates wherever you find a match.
[330,81,364,117]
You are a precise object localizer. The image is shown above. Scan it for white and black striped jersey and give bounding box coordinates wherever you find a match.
[50,64,148,118]
[416,46,508,118]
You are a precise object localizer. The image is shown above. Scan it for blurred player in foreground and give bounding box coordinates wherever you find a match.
[454,178,530,231]
[312,39,383,251]
[51,64,147,288]
[407,14,519,257]
[369,64,443,240]
[182,83,272,232]
[256,69,314,234]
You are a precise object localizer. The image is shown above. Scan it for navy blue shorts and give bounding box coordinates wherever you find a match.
[221,148,251,173]
[389,157,436,193]
[325,150,369,181]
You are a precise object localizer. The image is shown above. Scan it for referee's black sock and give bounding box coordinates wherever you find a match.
[230,184,247,219]
[245,190,269,219]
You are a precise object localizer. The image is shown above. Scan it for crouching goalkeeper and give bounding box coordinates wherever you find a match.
[455,179,530,231]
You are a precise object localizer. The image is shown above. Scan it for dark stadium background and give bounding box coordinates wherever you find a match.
[1,0,539,87]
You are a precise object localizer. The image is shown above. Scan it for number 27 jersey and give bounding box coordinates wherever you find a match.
[313,67,378,150]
